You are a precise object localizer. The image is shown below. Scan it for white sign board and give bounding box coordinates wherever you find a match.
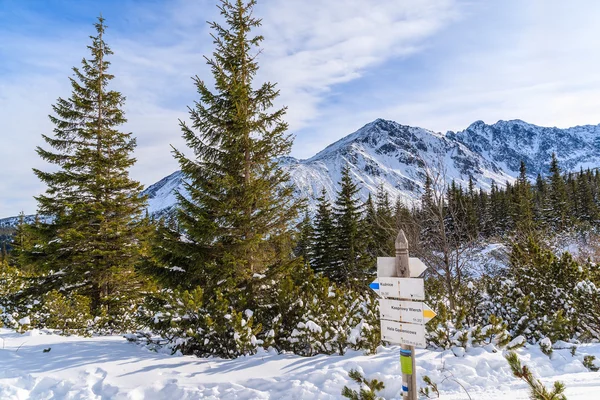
[379,299,436,324]
[377,277,425,300]
[377,257,428,278]
[380,319,426,348]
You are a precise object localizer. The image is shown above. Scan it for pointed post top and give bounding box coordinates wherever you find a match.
[395,229,409,277]
[395,230,408,251]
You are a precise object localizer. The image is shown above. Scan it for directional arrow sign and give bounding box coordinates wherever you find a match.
[377,257,428,278]
[380,319,426,348]
[376,277,425,300]
[379,299,437,324]
[408,258,428,278]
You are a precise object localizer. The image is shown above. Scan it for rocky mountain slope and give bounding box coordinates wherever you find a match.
[146,118,600,214]
[4,118,600,224]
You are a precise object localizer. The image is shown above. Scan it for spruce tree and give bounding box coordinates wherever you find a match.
[466,177,479,238]
[27,17,150,328]
[364,194,378,258]
[547,153,569,229]
[151,0,301,292]
[312,188,336,277]
[477,189,491,237]
[533,174,547,226]
[332,166,368,285]
[577,168,598,224]
[374,185,395,256]
[512,161,534,233]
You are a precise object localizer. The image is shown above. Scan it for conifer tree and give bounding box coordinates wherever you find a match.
[465,177,479,238]
[26,17,150,328]
[512,161,534,233]
[577,168,598,224]
[477,189,491,236]
[374,185,395,256]
[332,166,368,284]
[533,174,547,226]
[312,188,337,277]
[547,153,569,229]
[151,0,301,292]
[364,194,378,258]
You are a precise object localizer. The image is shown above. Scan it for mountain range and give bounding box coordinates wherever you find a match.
[143,118,600,216]
[3,118,600,225]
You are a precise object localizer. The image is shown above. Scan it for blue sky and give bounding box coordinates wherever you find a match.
[2,0,600,216]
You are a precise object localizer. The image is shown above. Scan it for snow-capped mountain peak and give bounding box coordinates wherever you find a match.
[3,118,600,225]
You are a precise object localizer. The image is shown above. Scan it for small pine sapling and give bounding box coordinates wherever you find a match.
[583,355,599,372]
[419,375,440,398]
[341,369,385,400]
[505,351,567,400]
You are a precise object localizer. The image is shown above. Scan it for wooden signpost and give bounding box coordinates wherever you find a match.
[370,230,437,400]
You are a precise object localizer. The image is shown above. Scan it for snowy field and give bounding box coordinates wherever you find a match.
[1,328,600,399]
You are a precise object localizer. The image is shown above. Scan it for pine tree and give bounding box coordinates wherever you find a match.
[547,153,569,229]
[466,177,479,238]
[363,194,378,258]
[577,168,598,224]
[512,161,534,233]
[374,184,395,256]
[151,0,301,292]
[26,17,150,328]
[533,174,547,226]
[312,188,337,277]
[477,189,491,236]
[332,166,368,285]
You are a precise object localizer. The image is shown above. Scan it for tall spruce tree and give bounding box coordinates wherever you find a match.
[577,168,598,224]
[547,153,569,229]
[364,194,378,258]
[28,17,149,327]
[512,161,534,233]
[332,166,368,284]
[312,188,336,277]
[152,0,301,293]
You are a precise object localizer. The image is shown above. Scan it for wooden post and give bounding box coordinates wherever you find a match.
[395,230,417,400]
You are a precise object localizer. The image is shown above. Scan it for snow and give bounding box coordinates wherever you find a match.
[1,328,600,399]
[5,118,600,222]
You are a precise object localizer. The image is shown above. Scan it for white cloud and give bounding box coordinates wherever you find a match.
[0,0,459,216]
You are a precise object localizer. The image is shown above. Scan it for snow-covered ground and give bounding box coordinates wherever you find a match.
[1,329,600,399]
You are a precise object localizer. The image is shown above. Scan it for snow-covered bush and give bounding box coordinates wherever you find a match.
[140,262,381,358]
[481,237,600,343]
[38,290,93,336]
[425,275,511,350]
[140,287,262,358]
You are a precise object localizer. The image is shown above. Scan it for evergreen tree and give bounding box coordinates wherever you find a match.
[374,184,395,256]
[547,153,569,229]
[533,174,547,226]
[150,0,302,293]
[577,168,598,224]
[477,189,491,236]
[512,161,534,233]
[26,17,150,328]
[332,166,368,284]
[466,177,479,238]
[363,194,378,258]
[311,189,337,277]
